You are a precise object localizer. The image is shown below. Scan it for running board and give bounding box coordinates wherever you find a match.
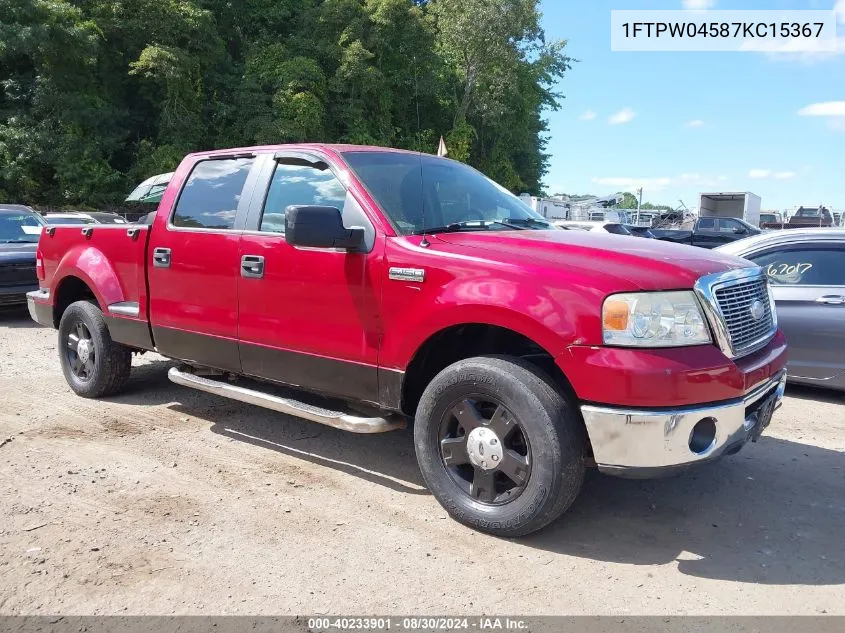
[167,367,406,434]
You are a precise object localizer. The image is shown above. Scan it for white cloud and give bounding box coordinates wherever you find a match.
[590,172,730,192]
[685,119,705,128]
[682,0,716,9]
[748,169,798,180]
[608,107,636,125]
[798,101,845,117]
[798,101,845,130]
[591,177,672,192]
[838,0,845,24]
[578,110,597,121]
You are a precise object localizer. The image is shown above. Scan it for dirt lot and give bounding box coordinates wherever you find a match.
[1,307,844,615]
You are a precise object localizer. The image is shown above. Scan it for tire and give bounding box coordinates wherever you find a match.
[58,300,132,398]
[414,355,585,537]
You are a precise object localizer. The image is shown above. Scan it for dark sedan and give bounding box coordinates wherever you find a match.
[717,229,845,391]
[0,207,45,307]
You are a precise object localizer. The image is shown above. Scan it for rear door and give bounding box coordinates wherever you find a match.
[712,218,750,247]
[148,154,260,371]
[745,241,845,385]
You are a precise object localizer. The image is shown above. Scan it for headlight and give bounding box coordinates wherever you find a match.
[602,291,711,347]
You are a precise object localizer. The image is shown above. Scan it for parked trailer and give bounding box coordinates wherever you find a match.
[698,192,762,228]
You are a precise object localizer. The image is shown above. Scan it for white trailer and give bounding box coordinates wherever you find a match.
[698,192,762,227]
[519,194,570,220]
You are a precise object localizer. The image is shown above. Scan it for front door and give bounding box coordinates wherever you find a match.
[746,242,845,384]
[236,152,385,404]
[148,155,257,371]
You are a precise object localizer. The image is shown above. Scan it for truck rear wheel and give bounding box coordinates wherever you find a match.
[58,300,132,398]
[414,356,585,537]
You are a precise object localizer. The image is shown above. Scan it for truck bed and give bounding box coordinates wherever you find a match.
[38,222,152,346]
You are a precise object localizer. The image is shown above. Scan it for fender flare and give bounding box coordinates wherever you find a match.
[51,244,126,310]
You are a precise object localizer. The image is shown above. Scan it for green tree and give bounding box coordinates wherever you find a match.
[0,0,572,208]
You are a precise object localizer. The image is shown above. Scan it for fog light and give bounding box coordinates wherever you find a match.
[689,417,717,455]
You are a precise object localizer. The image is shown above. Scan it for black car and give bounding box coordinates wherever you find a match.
[625,225,656,238]
[0,206,46,307]
[651,216,761,249]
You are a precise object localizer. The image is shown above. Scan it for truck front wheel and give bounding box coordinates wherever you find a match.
[414,356,585,537]
[58,301,132,398]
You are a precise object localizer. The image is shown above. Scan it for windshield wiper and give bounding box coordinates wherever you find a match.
[503,217,552,229]
[412,220,525,235]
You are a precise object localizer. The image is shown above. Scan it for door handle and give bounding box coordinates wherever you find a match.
[241,255,265,279]
[815,295,845,305]
[153,247,171,268]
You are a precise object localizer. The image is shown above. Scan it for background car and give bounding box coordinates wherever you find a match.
[717,229,845,391]
[0,206,46,307]
[125,171,172,205]
[552,220,633,235]
[625,225,656,238]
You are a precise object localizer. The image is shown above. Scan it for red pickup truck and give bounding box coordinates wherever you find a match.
[28,144,788,536]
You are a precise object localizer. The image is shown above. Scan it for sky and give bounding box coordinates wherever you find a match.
[539,0,845,211]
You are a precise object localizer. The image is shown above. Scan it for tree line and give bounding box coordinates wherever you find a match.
[0,0,572,209]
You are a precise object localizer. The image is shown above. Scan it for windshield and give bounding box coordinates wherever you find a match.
[342,151,551,235]
[0,212,45,243]
[45,216,97,225]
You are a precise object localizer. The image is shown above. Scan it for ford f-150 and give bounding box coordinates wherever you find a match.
[28,144,788,536]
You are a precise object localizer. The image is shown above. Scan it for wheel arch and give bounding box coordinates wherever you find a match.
[399,322,579,417]
[50,244,126,326]
[52,275,101,328]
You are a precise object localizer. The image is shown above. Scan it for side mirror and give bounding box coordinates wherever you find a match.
[733,226,746,234]
[284,205,365,251]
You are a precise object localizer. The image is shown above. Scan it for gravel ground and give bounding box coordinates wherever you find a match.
[1,306,844,615]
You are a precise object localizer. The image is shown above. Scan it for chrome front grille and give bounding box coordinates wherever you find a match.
[714,277,775,355]
[695,268,777,359]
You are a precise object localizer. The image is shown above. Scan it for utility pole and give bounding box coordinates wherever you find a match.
[635,187,643,225]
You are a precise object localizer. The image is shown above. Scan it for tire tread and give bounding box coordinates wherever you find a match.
[59,301,132,398]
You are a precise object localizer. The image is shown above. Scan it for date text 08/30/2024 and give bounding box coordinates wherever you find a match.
[307,617,529,631]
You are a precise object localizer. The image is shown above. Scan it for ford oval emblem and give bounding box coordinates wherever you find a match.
[750,299,765,321]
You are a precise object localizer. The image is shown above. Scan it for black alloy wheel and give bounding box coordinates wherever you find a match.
[414,355,586,537]
[65,320,96,381]
[439,398,531,504]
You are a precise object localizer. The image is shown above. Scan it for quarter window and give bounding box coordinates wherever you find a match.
[697,218,716,230]
[172,157,254,230]
[749,246,845,286]
[259,162,347,234]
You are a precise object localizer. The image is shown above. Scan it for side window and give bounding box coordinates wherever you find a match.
[698,218,715,230]
[172,157,254,229]
[717,218,741,233]
[749,246,845,286]
[259,162,347,233]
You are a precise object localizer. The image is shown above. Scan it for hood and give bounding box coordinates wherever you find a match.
[0,242,38,264]
[435,230,755,291]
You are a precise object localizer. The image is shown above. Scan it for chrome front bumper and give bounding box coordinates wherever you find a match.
[580,370,787,478]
